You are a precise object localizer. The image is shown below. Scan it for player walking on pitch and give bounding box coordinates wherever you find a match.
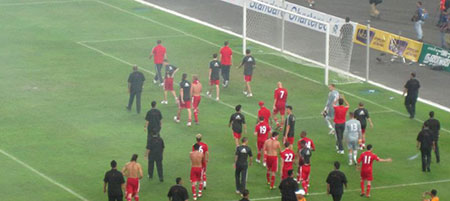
[192,134,209,189]
[229,105,247,146]
[322,84,339,135]
[264,132,282,189]
[344,112,362,165]
[190,144,205,200]
[283,106,296,145]
[219,41,232,87]
[257,101,272,125]
[206,53,221,101]
[237,49,255,97]
[149,40,166,86]
[298,140,312,194]
[191,75,202,125]
[161,60,178,104]
[273,82,288,130]
[280,142,295,180]
[254,116,271,166]
[297,131,315,152]
[357,144,392,198]
[174,73,192,126]
[354,102,374,149]
[122,154,143,201]
[333,96,350,154]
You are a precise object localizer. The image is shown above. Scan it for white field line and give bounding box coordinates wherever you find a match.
[0,149,89,201]
[0,0,90,6]
[247,178,450,201]
[79,34,186,43]
[126,0,450,133]
[77,42,257,118]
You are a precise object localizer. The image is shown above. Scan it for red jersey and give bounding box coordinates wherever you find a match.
[298,137,315,151]
[358,151,380,172]
[152,44,166,64]
[333,105,349,124]
[192,142,209,154]
[220,46,232,65]
[258,106,271,124]
[274,88,288,105]
[281,149,295,170]
[255,121,271,141]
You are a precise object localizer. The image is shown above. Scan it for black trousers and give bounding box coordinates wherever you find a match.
[235,165,248,193]
[404,96,417,118]
[154,64,163,83]
[421,148,431,171]
[434,138,440,163]
[221,65,230,82]
[148,157,163,181]
[335,123,345,151]
[331,193,343,201]
[127,90,142,113]
[108,195,123,201]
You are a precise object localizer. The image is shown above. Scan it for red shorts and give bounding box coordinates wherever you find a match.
[286,137,294,145]
[266,156,278,172]
[164,77,173,91]
[190,167,202,183]
[361,169,373,181]
[257,139,266,150]
[192,96,201,109]
[126,178,140,196]
[362,128,366,135]
[179,100,191,109]
[210,79,219,85]
[281,168,292,180]
[244,75,252,82]
[273,103,286,115]
[233,132,242,139]
[299,165,311,181]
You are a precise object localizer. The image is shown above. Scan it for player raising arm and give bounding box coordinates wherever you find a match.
[357,144,392,198]
[264,132,282,189]
[254,116,271,166]
[190,144,205,200]
[122,154,143,201]
[191,75,202,125]
[237,49,255,97]
[161,60,178,104]
[206,53,221,101]
[273,82,288,130]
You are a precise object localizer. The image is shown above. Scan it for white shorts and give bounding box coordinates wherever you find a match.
[347,140,358,150]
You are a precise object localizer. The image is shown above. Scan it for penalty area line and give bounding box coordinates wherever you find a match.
[0,148,89,201]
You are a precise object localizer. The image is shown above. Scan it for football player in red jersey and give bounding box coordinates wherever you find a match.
[190,144,205,200]
[257,101,271,125]
[191,75,202,125]
[357,144,392,198]
[280,142,295,180]
[254,116,271,166]
[273,82,288,130]
[296,131,315,182]
[192,134,209,189]
[264,132,282,189]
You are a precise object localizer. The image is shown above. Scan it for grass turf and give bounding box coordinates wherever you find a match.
[0,0,449,200]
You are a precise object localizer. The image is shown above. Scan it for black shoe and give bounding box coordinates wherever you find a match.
[160,179,164,182]
[148,175,153,179]
[126,107,131,111]
[360,193,365,197]
[427,168,431,172]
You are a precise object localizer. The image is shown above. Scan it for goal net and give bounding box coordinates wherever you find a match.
[243,0,360,85]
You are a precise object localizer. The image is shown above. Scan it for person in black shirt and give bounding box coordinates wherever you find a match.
[339,17,354,57]
[235,137,253,194]
[417,125,435,172]
[174,73,192,126]
[326,161,347,201]
[283,106,296,146]
[103,160,125,201]
[279,169,299,201]
[229,105,247,146]
[239,189,250,201]
[127,65,145,114]
[161,60,178,105]
[238,49,256,97]
[206,53,221,101]
[145,101,163,142]
[403,72,420,119]
[354,102,374,149]
[145,136,165,182]
[168,177,189,201]
[424,111,441,163]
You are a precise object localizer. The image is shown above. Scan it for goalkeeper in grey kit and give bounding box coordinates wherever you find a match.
[322,84,339,135]
[344,112,362,165]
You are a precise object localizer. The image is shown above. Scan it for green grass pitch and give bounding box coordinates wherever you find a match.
[1,0,449,201]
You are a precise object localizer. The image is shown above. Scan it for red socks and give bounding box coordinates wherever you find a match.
[266,172,270,183]
[134,196,139,201]
[366,184,371,196]
[257,153,261,160]
[192,184,197,199]
[199,182,203,192]
[194,109,199,123]
[360,180,365,194]
[301,180,308,194]
[270,176,275,188]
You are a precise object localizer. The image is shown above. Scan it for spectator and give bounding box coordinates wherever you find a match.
[424,111,441,163]
[279,169,299,201]
[326,161,347,201]
[146,135,165,182]
[167,177,189,201]
[239,189,250,201]
[369,0,382,18]
[145,101,163,140]
[422,189,439,201]
[439,13,449,49]
[403,72,420,119]
[103,160,125,201]
[412,1,427,42]
[126,65,145,114]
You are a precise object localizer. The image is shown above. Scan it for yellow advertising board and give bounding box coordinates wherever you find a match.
[353,24,423,62]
